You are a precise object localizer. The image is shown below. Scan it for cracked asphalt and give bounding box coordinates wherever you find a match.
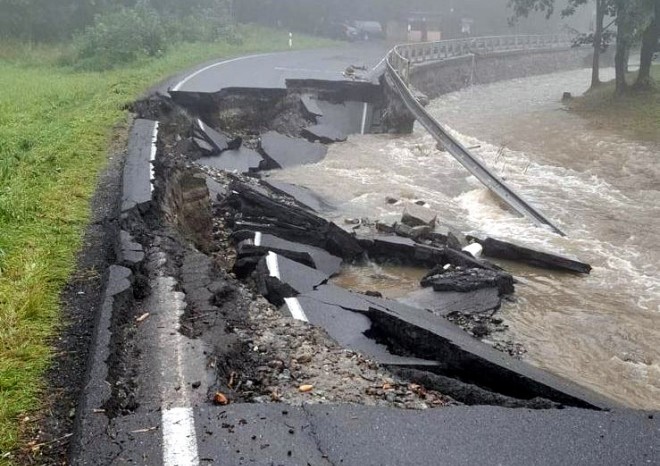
[72,42,660,465]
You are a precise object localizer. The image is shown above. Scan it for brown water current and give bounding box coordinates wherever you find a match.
[265,68,660,409]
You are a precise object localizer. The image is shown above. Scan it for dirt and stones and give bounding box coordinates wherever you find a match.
[235,296,453,409]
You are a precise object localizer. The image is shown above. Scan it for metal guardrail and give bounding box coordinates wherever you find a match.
[390,34,573,80]
[386,35,569,236]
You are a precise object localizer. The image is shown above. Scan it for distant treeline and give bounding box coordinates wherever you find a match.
[234,0,566,37]
[0,0,570,43]
[0,0,231,42]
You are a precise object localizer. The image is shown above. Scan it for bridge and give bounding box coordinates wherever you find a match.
[385,35,573,236]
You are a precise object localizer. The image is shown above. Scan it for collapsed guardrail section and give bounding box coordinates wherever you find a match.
[386,35,573,236]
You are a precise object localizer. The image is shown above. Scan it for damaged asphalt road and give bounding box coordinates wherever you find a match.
[69,43,660,465]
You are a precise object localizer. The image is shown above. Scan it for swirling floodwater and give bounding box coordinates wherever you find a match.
[265,68,660,409]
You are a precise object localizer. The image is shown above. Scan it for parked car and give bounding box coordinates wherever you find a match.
[324,22,359,41]
[352,21,384,40]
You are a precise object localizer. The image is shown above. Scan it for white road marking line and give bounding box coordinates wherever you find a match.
[360,102,369,135]
[266,251,280,279]
[254,231,262,247]
[284,297,309,322]
[152,273,200,466]
[162,407,199,466]
[171,53,273,92]
[149,122,159,193]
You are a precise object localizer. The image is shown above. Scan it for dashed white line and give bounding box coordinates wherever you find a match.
[171,53,274,92]
[162,407,199,466]
[284,297,309,322]
[265,251,280,279]
[254,231,262,247]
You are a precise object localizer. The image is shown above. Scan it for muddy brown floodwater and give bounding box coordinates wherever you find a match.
[265,67,660,409]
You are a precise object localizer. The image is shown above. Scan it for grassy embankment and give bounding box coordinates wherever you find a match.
[569,65,660,142]
[0,26,337,459]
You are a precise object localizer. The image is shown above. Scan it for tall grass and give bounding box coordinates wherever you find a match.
[0,25,338,459]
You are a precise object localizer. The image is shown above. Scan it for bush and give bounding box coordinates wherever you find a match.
[74,4,167,71]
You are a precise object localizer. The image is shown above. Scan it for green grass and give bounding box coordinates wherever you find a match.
[569,65,660,142]
[0,25,338,460]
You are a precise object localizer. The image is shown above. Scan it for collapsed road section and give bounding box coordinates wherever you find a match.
[70,51,659,464]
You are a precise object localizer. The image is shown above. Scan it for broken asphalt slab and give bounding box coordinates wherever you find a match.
[227,180,363,259]
[283,294,439,368]
[193,118,229,154]
[196,147,263,174]
[259,131,328,168]
[400,287,501,317]
[301,123,347,143]
[262,179,333,212]
[237,231,342,276]
[284,283,617,409]
[315,99,367,135]
[256,252,329,304]
[122,119,156,212]
[470,236,592,274]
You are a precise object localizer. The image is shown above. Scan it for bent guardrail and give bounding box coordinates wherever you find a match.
[386,35,570,236]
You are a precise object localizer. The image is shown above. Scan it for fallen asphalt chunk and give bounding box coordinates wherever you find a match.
[301,124,347,143]
[237,231,342,276]
[401,204,438,228]
[262,179,333,212]
[255,252,329,305]
[196,147,263,174]
[227,180,363,259]
[361,294,618,409]
[469,236,592,274]
[193,118,229,154]
[300,93,323,117]
[420,267,515,295]
[259,131,327,168]
[283,295,439,367]
[291,286,615,409]
[399,287,501,317]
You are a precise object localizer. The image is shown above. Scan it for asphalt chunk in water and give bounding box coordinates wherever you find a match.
[259,131,327,168]
[399,287,501,317]
[197,148,263,174]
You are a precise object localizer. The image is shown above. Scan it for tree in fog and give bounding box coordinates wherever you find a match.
[509,0,659,93]
[634,0,659,89]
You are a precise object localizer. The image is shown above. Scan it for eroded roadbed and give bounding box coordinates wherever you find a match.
[71,77,658,464]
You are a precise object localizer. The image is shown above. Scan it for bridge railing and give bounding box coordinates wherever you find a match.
[388,34,573,81]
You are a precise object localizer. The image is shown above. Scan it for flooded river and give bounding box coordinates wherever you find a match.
[265,68,660,409]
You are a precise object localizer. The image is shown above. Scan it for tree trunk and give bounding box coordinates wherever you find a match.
[591,0,606,89]
[614,2,631,96]
[635,0,660,89]
[615,38,629,94]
